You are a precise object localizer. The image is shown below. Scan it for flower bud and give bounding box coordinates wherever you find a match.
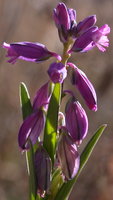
[70,63,97,111]
[65,99,88,145]
[67,8,77,37]
[34,147,52,197]
[53,3,76,43]
[18,110,45,150]
[76,15,97,36]
[48,62,67,83]
[33,82,51,111]
[3,42,61,64]
[57,129,80,180]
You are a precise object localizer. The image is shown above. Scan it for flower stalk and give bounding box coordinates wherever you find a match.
[61,38,74,65]
[3,2,110,200]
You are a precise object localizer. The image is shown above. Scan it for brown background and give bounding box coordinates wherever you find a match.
[0,0,113,199]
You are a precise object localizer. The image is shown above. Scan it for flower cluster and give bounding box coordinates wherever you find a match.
[3,2,110,198]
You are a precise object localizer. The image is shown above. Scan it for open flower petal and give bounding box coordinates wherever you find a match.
[92,24,110,52]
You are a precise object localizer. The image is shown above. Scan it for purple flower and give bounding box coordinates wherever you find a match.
[18,110,45,150]
[34,146,51,197]
[53,3,76,43]
[47,62,67,83]
[33,82,51,111]
[68,63,97,111]
[70,24,110,52]
[65,99,88,145]
[57,128,80,180]
[18,82,52,150]
[70,26,98,52]
[3,42,61,64]
[91,24,110,52]
[76,15,97,36]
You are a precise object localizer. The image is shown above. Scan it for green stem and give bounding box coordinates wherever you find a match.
[61,38,74,98]
[61,38,74,65]
[48,168,63,200]
[26,140,38,200]
[46,39,74,200]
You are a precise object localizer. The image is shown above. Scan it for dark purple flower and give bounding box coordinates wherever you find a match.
[70,24,110,52]
[47,62,67,83]
[53,3,76,43]
[34,146,52,197]
[76,15,97,36]
[68,63,97,111]
[65,99,88,145]
[68,8,76,25]
[18,110,45,150]
[33,82,51,111]
[70,26,98,52]
[57,128,80,180]
[67,8,77,36]
[53,3,70,31]
[3,42,61,64]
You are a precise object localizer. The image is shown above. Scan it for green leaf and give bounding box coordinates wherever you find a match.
[19,82,37,200]
[54,124,107,200]
[20,82,32,120]
[43,83,61,165]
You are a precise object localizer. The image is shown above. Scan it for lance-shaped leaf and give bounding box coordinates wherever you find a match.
[20,82,38,200]
[43,83,61,165]
[20,82,32,120]
[54,124,107,200]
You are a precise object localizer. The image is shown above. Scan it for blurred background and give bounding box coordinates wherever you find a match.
[0,0,113,199]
